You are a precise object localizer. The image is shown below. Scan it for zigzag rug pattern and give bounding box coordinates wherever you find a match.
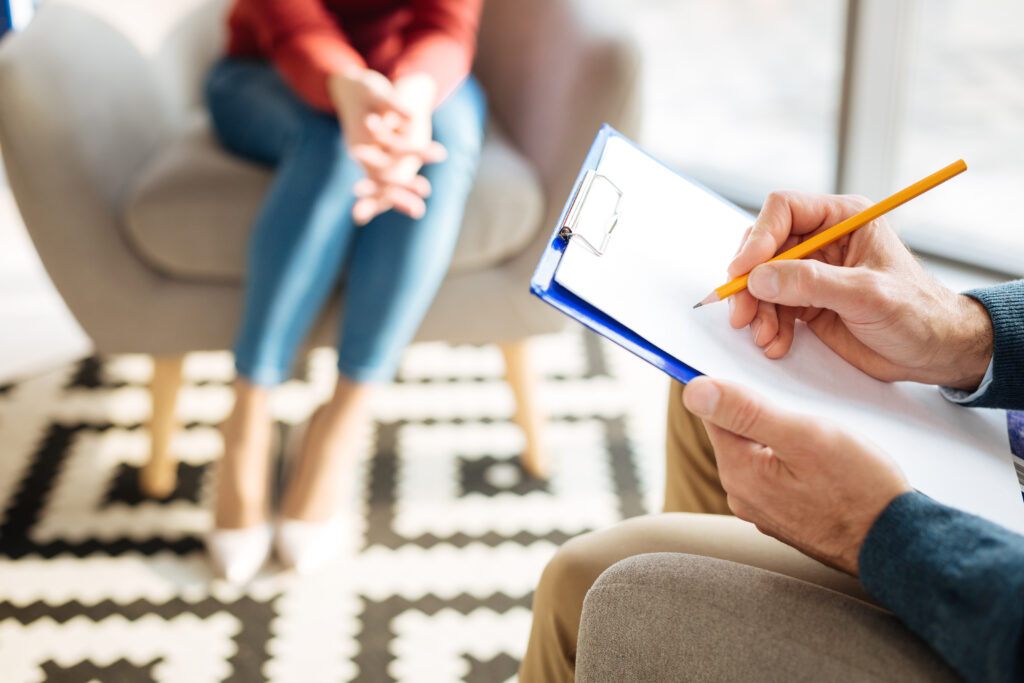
[0,331,661,682]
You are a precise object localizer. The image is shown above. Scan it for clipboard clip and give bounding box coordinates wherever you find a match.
[559,169,623,257]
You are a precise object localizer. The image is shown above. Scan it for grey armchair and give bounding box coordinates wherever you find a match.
[575,553,958,681]
[0,0,640,497]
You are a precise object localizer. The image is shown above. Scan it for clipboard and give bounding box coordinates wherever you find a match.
[528,125,1024,533]
[530,125,750,384]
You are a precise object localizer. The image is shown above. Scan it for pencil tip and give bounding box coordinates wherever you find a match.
[694,292,719,309]
[692,302,703,309]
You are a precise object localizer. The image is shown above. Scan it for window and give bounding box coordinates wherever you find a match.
[895,1,1024,276]
[627,0,1022,275]
[630,0,847,208]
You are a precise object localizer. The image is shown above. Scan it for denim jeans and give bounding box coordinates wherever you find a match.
[205,57,486,384]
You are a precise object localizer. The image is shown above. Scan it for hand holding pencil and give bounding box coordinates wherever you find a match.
[702,173,993,391]
[694,160,966,309]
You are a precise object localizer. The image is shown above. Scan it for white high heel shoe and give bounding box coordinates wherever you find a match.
[274,515,346,575]
[206,523,273,584]
[274,409,355,575]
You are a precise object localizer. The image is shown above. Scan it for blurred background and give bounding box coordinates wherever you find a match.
[634,0,1024,276]
[0,1,1020,680]
[3,0,1021,383]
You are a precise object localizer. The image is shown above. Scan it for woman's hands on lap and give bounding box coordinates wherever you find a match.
[328,69,445,225]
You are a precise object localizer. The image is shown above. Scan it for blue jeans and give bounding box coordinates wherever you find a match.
[205,58,486,384]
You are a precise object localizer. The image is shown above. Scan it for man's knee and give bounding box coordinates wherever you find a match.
[536,531,611,615]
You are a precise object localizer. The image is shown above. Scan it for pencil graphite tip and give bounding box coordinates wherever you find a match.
[693,291,720,309]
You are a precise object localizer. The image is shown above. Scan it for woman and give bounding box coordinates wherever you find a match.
[205,0,486,582]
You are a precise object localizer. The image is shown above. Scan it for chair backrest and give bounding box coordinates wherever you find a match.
[0,0,639,352]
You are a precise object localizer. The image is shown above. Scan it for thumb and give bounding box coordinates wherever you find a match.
[747,259,880,318]
[683,376,806,448]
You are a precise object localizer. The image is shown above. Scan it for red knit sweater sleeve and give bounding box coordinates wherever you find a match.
[389,0,483,105]
[242,0,367,112]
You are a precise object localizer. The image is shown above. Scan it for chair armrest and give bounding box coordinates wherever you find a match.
[0,3,171,346]
[576,553,958,682]
[475,0,642,301]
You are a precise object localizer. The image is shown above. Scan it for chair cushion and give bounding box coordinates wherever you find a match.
[123,113,544,282]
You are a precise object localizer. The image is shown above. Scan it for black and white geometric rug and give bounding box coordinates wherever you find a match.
[0,330,667,682]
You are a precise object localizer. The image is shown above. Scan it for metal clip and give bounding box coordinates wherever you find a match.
[559,169,623,256]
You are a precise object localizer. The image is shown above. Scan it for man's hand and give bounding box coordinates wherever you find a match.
[683,375,912,575]
[727,191,993,390]
[327,70,445,224]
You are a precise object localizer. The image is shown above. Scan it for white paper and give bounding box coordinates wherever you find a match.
[555,136,1024,534]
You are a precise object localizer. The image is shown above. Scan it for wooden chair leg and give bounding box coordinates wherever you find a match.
[501,339,550,479]
[140,354,185,499]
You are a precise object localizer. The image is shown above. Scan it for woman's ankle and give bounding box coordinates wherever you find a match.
[279,379,373,522]
[214,379,273,529]
[214,469,270,528]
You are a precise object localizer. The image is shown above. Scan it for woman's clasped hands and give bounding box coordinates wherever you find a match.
[328,69,446,225]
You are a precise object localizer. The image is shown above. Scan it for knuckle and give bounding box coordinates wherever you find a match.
[791,261,820,302]
[765,190,794,207]
[730,397,763,437]
[758,192,791,226]
[845,194,873,211]
[805,421,839,448]
[855,269,893,307]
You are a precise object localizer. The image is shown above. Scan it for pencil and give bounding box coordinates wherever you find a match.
[692,159,968,309]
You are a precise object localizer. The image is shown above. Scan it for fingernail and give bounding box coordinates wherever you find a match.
[728,297,736,316]
[748,266,779,299]
[752,319,762,344]
[684,379,720,416]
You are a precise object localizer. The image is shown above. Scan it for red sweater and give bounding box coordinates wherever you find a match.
[226,0,483,112]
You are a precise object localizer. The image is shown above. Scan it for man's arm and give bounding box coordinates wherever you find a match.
[860,492,1024,683]
[683,377,1024,683]
[944,281,1024,410]
[707,193,1024,680]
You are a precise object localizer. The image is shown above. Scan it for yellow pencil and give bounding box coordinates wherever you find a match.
[692,159,968,309]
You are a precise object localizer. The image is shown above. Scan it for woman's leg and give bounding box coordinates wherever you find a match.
[518,513,873,683]
[205,58,364,529]
[279,77,487,523]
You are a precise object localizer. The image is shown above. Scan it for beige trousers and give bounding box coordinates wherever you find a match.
[517,381,875,682]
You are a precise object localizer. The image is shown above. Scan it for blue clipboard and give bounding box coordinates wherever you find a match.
[529,125,752,385]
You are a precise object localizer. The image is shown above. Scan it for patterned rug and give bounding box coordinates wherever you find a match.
[0,330,667,682]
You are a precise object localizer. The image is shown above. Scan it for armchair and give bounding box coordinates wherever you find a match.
[0,0,640,496]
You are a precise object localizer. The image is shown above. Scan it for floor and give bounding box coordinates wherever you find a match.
[0,328,669,682]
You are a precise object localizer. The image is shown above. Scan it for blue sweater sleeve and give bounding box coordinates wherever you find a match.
[957,280,1024,410]
[859,491,1024,683]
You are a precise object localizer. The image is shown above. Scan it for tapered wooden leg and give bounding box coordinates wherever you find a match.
[141,354,185,499]
[501,339,549,479]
